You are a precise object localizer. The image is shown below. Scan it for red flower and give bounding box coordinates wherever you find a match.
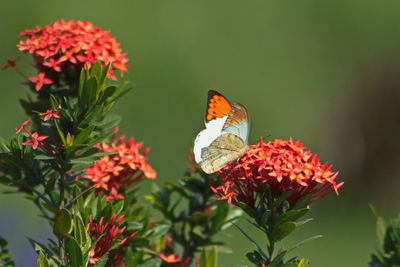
[212,138,343,206]
[15,120,31,134]
[1,58,18,70]
[83,129,157,201]
[22,132,48,150]
[28,72,53,91]
[159,253,181,263]
[88,214,137,266]
[18,19,128,80]
[39,109,60,121]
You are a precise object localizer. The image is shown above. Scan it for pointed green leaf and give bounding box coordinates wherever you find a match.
[270,250,286,267]
[53,209,72,238]
[67,237,83,267]
[272,221,296,242]
[276,208,309,224]
[37,250,50,267]
[298,258,310,267]
[289,235,323,252]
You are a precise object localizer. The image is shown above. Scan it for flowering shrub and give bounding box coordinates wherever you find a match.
[211,138,343,266]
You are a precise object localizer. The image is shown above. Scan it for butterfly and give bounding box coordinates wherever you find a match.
[193,90,250,174]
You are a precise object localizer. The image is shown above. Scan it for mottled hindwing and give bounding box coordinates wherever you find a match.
[200,133,247,174]
[222,103,250,143]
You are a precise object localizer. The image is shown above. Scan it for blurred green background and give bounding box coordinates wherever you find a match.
[2,0,400,266]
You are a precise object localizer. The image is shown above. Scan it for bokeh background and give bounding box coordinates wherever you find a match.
[1,1,400,266]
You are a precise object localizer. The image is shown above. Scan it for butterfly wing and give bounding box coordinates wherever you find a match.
[194,90,233,163]
[221,103,249,144]
[199,133,247,174]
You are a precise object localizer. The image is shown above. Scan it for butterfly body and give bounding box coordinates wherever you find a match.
[194,90,249,174]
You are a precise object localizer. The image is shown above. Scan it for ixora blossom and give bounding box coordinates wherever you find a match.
[22,132,48,150]
[88,214,137,266]
[212,138,343,206]
[83,129,157,201]
[39,109,60,121]
[15,120,31,134]
[28,72,53,91]
[158,253,181,263]
[17,19,128,82]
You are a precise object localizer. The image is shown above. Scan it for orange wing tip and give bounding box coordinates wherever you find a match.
[205,91,232,121]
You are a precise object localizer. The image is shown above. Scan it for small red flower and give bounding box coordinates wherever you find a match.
[212,138,343,206]
[15,120,31,134]
[39,109,60,121]
[28,72,53,91]
[159,253,181,263]
[18,19,129,80]
[83,129,157,201]
[22,132,48,150]
[88,214,137,266]
[1,58,18,70]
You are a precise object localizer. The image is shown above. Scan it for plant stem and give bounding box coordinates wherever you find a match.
[58,170,66,265]
[267,239,275,263]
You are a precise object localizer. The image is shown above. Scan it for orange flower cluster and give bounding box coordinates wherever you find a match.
[88,214,137,266]
[18,19,128,89]
[83,130,157,201]
[212,138,343,206]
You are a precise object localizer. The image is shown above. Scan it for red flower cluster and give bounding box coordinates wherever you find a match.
[212,138,343,206]
[83,129,157,201]
[88,214,137,266]
[18,19,128,88]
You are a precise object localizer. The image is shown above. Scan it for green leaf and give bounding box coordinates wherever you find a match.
[272,221,296,242]
[74,214,90,250]
[67,237,84,267]
[369,204,379,222]
[246,250,263,265]
[34,154,55,160]
[191,211,207,224]
[28,238,54,258]
[99,63,111,87]
[37,251,50,267]
[276,208,309,224]
[292,194,312,210]
[138,258,162,267]
[74,126,95,145]
[208,247,218,267]
[275,190,293,207]
[261,209,272,226]
[110,202,124,217]
[66,133,74,147]
[53,209,73,238]
[295,218,313,227]
[376,217,387,247]
[298,258,310,267]
[78,69,86,107]
[270,250,286,267]
[239,202,257,218]
[54,120,66,145]
[232,222,268,260]
[44,175,57,194]
[200,248,218,267]
[288,235,323,252]
[144,225,170,239]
